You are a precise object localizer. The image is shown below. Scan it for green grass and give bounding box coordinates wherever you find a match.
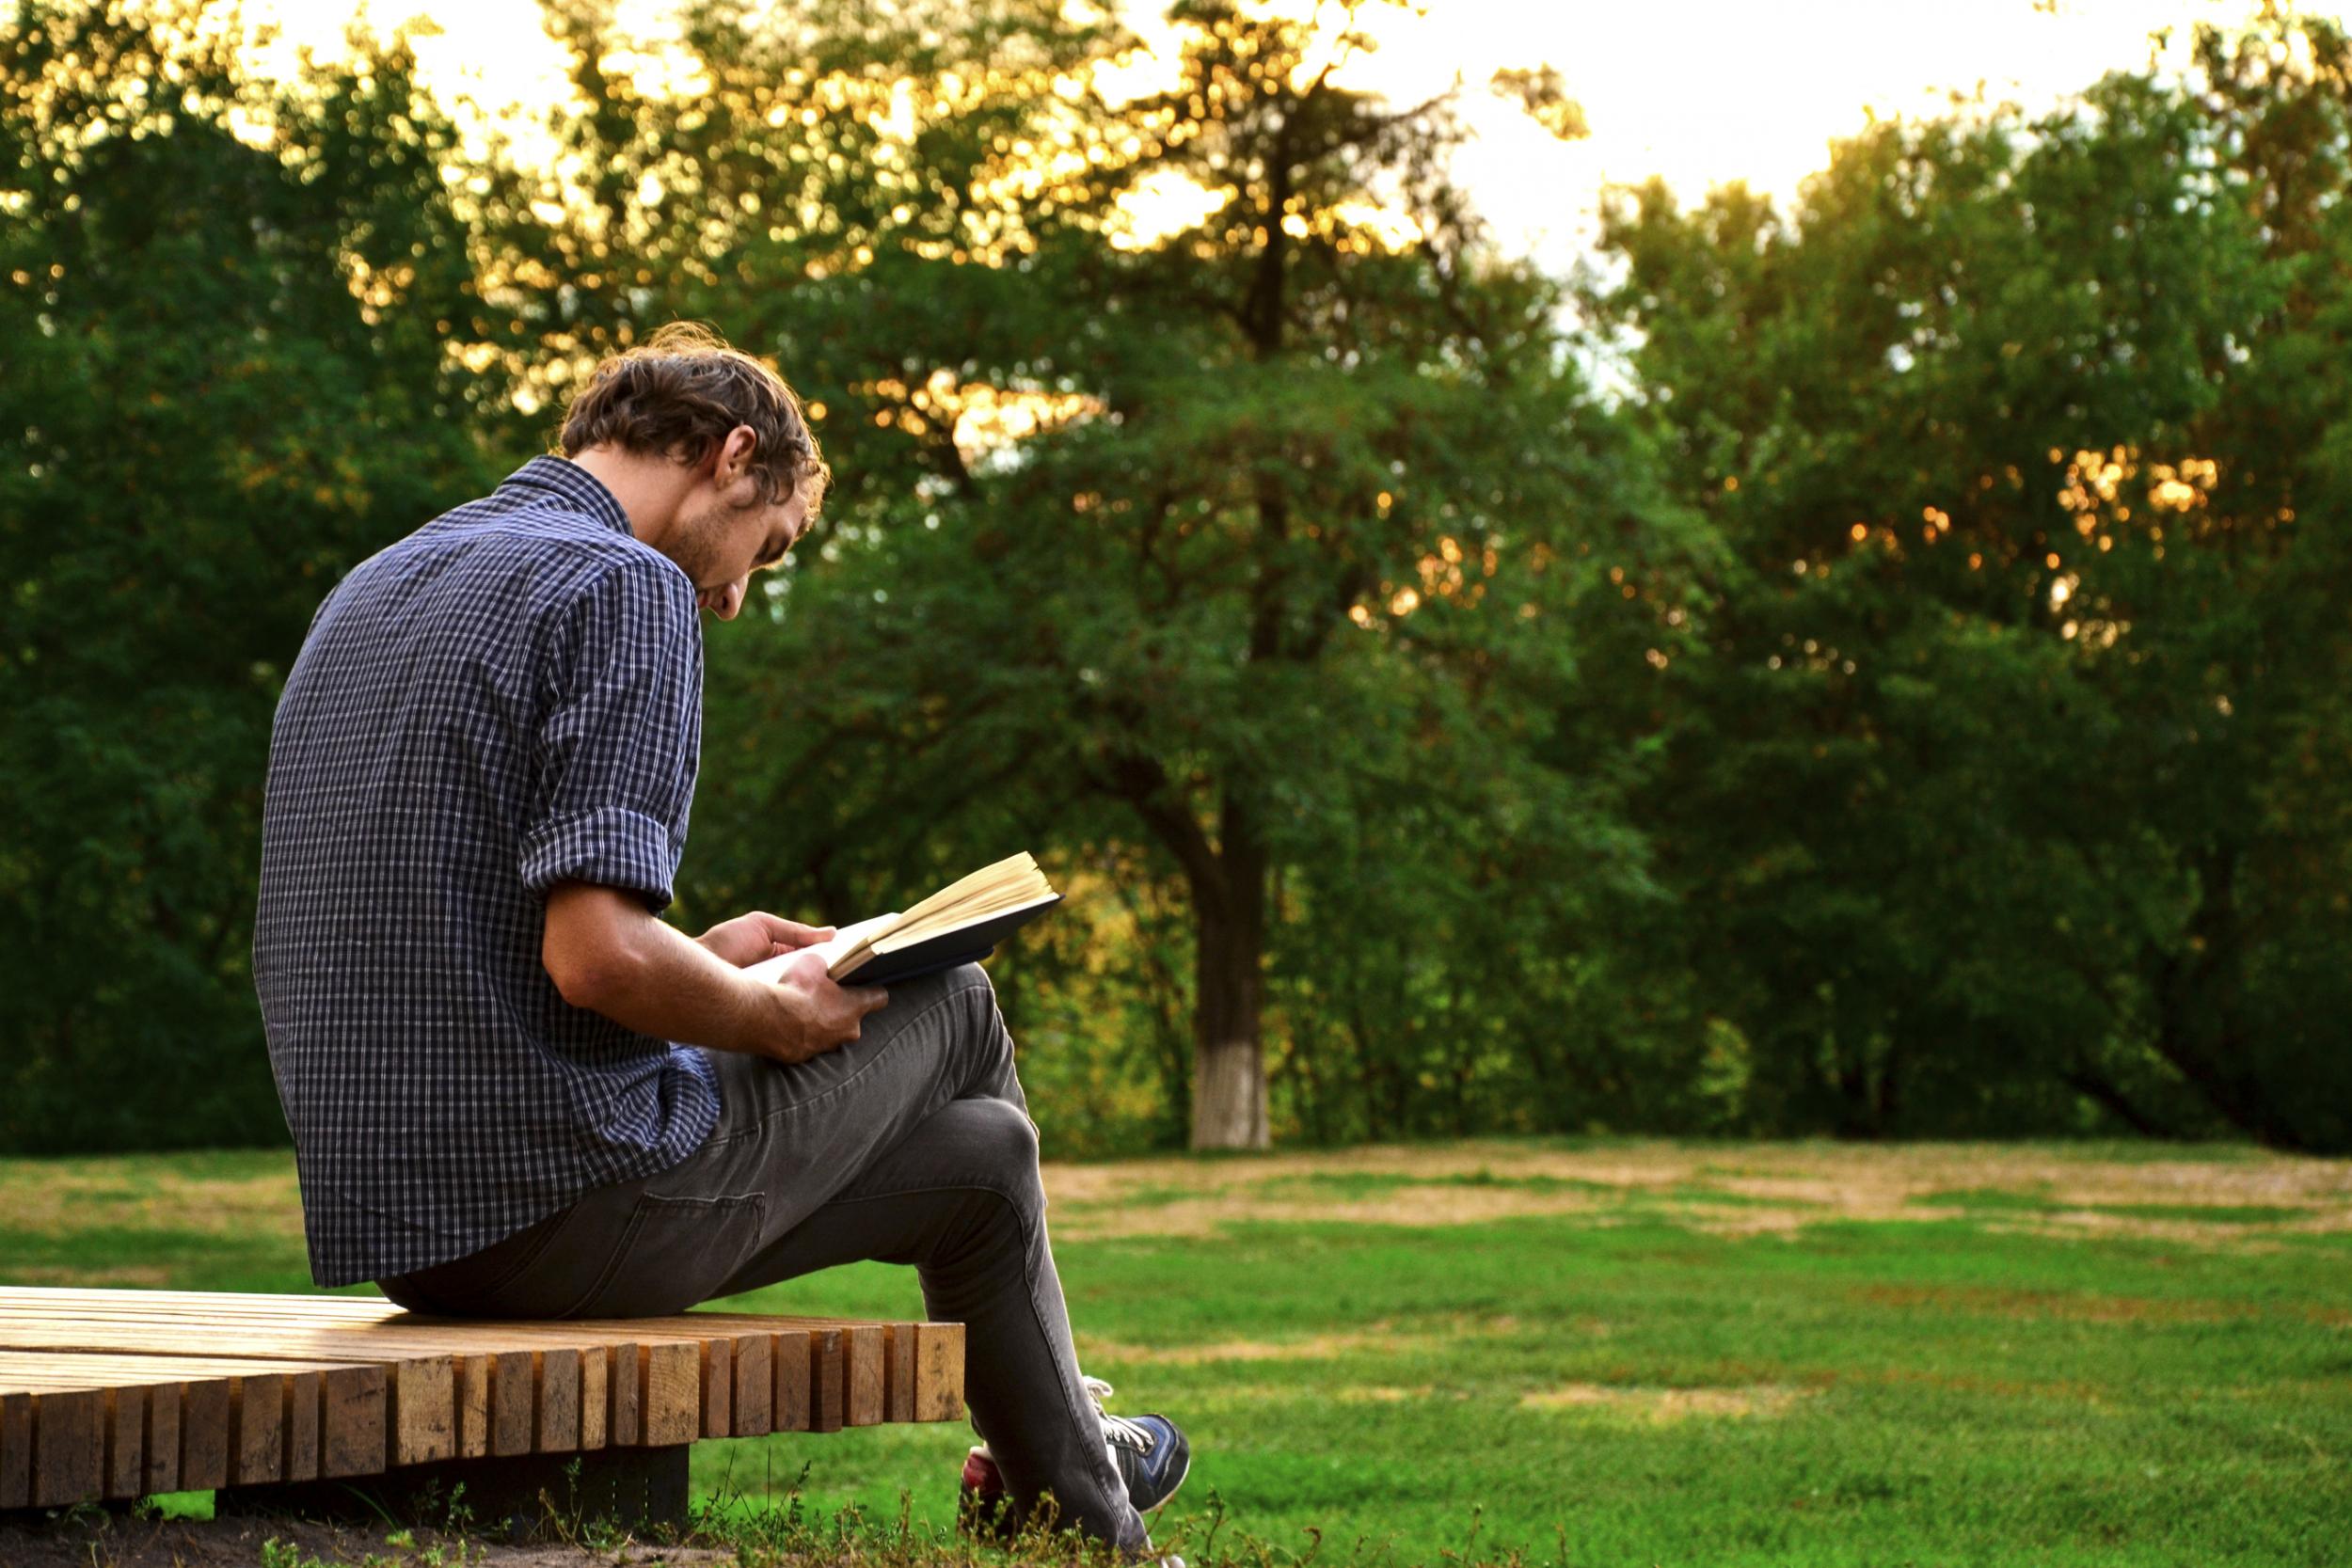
[7,1140,2350,1566]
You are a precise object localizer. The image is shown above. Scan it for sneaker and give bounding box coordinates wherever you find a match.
[959,1443,1014,1540]
[1091,1377,1191,1513]
[957,1375,1192,1539]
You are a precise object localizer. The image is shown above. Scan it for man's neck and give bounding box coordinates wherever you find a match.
[564,448,689,548]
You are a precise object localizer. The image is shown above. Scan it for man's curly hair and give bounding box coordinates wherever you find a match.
[556,322,830,511]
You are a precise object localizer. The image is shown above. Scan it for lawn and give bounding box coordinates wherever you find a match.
[4,1139,2348,1566]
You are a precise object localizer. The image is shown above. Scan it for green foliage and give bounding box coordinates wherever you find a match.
[1581,13,2352,1148]
[0,0,506,1149]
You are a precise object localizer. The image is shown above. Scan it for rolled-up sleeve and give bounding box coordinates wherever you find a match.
[518,556,703,913]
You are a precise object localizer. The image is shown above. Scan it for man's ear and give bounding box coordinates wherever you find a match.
[714,424,758,487]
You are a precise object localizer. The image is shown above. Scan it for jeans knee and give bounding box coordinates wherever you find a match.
[945,959,994,996]
[949,964,1019,1075]
[955,1096,1043,1212]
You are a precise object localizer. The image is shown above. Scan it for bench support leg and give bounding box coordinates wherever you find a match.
[215,1444,691,1541]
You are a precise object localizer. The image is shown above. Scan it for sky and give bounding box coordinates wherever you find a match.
[240,0,2275,269]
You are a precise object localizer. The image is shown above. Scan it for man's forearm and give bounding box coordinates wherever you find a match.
[545,880,885,1062]
[546,892,776,1055]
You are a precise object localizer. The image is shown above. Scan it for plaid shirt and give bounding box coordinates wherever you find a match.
[254,456,721,1287]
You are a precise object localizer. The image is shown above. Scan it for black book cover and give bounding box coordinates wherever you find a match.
[834,895,1063,987]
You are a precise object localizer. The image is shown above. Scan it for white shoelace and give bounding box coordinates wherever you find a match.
[1084,1373,1159,1454]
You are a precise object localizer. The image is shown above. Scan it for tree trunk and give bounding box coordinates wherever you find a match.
[1190,804,1269,1149]
[2144,848,2312,1150]
[1190,903,1267,1148]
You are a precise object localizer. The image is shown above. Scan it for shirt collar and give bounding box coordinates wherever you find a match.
[501,455,636,539]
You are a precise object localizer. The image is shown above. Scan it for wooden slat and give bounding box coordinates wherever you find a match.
[811,1329,845,1435]
[101,1387,142,1499]
[34,1387,103,1508]
[845,1324,885,1428]
[0,1293,928,1341]
[914,1323,963,1422]
[1,1389,30,1508]
[0,1307,713,1356]
[387,1354,456,1466]
[0,1288,399,1308]
[732,1332,771,1437]
[487,1350,532,1457]
[579,1345,607,1451]
[0,1352,359,1387]
[321,1363,385,1478]
[882,1323,916,1423]
[609,1343,640,1447]
[772,1329,810,1433]
[180,1376,232,1491]
[230,1372,285,1485]
[0,1289,402,1318]
[535,1348,580,1453]
[642,1341,700,1447]
[455,1354,490,1459]
[143,1377,180,1494]
[8,1324,683,1369]
[282,1369,321,1483]
[699,1337,732,1440]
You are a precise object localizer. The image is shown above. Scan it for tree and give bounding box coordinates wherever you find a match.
[1583,13,2352,1148]
[0,0,508,1149]
[510,0,1692,1148]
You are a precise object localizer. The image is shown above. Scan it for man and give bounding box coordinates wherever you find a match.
[251,323,1188,1556]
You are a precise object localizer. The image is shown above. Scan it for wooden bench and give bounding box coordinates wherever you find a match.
[0,1288,963,1534]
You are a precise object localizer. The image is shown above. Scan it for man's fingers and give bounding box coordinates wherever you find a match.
[756,911,834,945]
[851,986,889,1015]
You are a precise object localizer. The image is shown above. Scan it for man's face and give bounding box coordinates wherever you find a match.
[667,472,812,621]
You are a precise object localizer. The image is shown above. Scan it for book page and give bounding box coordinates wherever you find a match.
[894,851,1041,929]
[741,911,900,986]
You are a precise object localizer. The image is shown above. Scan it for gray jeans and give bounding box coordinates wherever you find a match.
[376,963,1143,1549]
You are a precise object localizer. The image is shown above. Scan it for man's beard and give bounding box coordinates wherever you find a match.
[662,494,739,592]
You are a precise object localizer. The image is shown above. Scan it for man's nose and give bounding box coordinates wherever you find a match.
[706,579,744,620]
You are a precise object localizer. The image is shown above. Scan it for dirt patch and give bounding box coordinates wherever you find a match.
[0,1512,730,1568]
[1339,1386,1431,1402]
[0,1164,307,1243]
[1849,1365,2111,1402]
[1855,1282,2249,1325]
[1077,1327,1403,1365]
[1042,1140,2352,1243]
[1050,1182,1613,1240]
[10,1140,2348,1258]
[5,1263,182,1288]
[1518,1383,1814,1422]
[1077,1314,1525,1367]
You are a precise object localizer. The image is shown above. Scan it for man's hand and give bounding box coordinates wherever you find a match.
[697,910,834,968]
[758,947,890,1064]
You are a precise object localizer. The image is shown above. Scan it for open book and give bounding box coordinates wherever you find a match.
[743,850,1062,989]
